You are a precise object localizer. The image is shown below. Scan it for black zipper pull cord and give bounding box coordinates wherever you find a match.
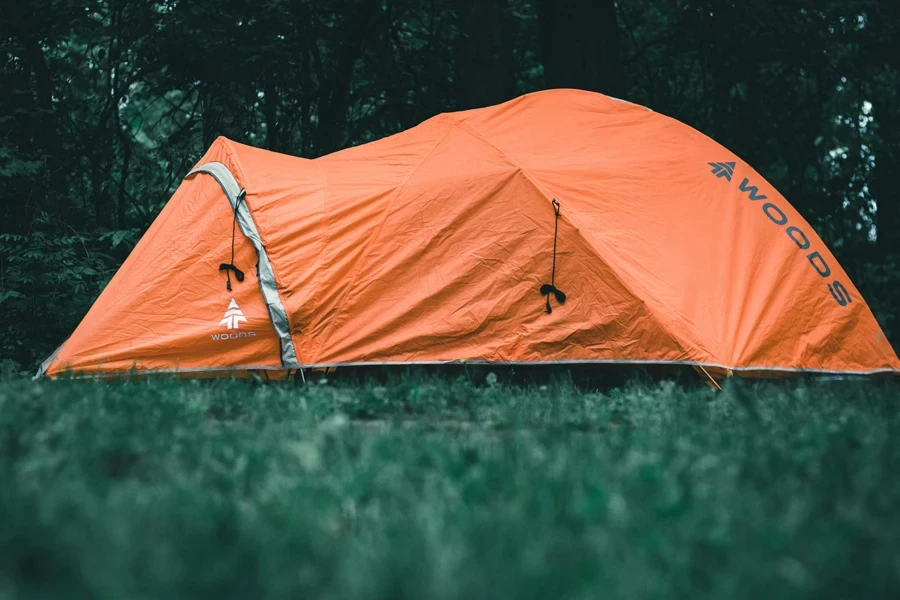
[540,199,566,313]
[219,189,247,291]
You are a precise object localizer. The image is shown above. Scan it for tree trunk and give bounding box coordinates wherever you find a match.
[455,0,516,110]
[314,0,381,155]
[872,133,900,254]
[870,2,900,255]
[263,76,279,151]
[536,0,625,98]
[20,32,69,206]
[115,131,132,229]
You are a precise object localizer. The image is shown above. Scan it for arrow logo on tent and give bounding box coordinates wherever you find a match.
[219,298,248,330]
[708,161,736,182]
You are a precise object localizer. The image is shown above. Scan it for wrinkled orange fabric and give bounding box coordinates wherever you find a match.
[42,89,900,378]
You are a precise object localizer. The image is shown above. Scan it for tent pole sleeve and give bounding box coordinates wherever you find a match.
[186,162,300,368]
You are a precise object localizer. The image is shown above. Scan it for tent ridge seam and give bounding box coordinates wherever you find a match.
[309,121,460,365]
[297,159,332,363]
[215,137,251,189]
[453,121,716,365]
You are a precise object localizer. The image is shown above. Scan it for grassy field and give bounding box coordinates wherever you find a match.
[0,374,898,599]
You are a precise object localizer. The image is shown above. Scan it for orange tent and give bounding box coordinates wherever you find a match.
[38,89,900,378]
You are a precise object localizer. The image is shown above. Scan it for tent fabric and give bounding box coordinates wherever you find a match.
[39,89,900,378]
[186,162,298,365]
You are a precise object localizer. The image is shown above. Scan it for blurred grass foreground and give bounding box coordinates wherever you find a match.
[0,375,898,599]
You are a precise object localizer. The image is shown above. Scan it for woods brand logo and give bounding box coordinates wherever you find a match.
[708,161,735,182]
[220,299,247,329]
[710,162,852,307]
[211,299,256,340]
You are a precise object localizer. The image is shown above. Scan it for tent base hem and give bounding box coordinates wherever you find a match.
[41,359,899,380]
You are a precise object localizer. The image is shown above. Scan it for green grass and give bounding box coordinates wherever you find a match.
[0,374,898,599]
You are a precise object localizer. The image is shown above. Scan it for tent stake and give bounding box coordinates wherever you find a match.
[697,364,723,391]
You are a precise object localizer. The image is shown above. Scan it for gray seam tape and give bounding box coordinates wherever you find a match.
[187,162,299,367]
[33,336,69,379]
[41,359,900,380]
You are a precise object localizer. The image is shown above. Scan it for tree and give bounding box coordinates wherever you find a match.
[455,0,517,109]
[1,0,898,368]
[536,0,625,97]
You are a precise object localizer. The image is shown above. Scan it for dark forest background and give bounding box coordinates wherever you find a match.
[1,0,899,371]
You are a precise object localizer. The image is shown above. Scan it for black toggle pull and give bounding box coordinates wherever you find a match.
[219,263,245,282]
[540,199,567,314]
[220,189,247,291]
[540,284,566,304]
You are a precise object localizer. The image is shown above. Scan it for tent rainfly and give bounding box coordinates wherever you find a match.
[38,89,900,379]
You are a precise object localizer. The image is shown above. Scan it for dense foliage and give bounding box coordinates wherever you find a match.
[0,375,898,598]
[2,0,899,370]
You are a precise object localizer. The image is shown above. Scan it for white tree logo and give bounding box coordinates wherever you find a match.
[219,298,247,330]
